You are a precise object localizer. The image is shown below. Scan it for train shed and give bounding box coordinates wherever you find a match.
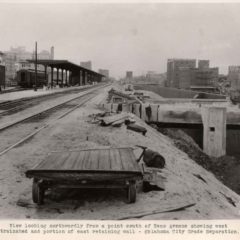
[27,59,104,87]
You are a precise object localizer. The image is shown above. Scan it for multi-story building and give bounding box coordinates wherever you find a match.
[167,59,196,88]
[15,60,45,72]
[98,69,109,78]
[80,61,92,70]
[198,60,210,70]
[1,46,54,86]
[0,51,5,64]
[191,67,219,87]
[190,67,219,92]
[177,67,193,89]
[228,66,240,91]
[126,71,133,79]
[167,58,218,92]
[3,53,17,85]
[37,50,52,60]
[146,71,166,86]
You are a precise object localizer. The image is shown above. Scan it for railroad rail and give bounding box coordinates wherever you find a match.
[0,84,103,117]
[0,83,110,156]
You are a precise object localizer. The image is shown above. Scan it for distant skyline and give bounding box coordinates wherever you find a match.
[1,3,240,78]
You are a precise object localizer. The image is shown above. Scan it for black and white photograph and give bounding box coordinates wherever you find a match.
[0,0,240,236]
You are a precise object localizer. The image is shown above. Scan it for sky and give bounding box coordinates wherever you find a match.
[0,2,240,78]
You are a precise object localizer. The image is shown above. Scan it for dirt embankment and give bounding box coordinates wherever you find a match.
[153,126,240,196]
[0,87,240,219]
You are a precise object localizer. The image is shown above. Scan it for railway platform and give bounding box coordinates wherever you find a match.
[0,85,92,103]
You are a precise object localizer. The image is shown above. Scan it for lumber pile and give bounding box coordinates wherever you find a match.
[88,111,148,135]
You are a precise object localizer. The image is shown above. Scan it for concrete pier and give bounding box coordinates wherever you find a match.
[201,107,226,157]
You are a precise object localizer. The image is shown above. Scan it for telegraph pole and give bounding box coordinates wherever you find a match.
[34,41,37,91]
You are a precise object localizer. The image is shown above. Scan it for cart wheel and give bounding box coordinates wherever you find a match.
[127,182,136,204]
[32,179,44,205]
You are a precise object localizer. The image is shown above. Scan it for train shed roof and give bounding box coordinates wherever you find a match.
[27,59,104,77]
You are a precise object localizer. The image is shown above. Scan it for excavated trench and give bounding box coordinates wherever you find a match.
[150,124,240,196]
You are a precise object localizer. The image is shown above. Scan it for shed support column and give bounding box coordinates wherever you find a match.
[85,73,87,85]
[79,71,81,85]
[87,74,90,84]
[82,71,85,85]
[51,67,53,87]
[80,71,83,85]
[201,107,226,157]
[61,69,64,86]
[85,71,87,85]
[66,70,68,85]
[44,65,47,85]
[57,68,59,85]
[70,71,72,85]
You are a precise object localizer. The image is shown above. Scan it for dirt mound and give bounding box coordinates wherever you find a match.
[154,126,240,195]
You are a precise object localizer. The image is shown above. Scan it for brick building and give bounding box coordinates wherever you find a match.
[1,46,54,86]
[191,67,218,87]
[228,66,240,91]
[126,71,133,79]
[80,61,92,70]
[167,58,219,92]
[198,60,210,69]
[99,69,109,78]
[167,59,196,88]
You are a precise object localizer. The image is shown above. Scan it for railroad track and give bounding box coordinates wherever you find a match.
[0,84,102,117]
[0,83,110,156]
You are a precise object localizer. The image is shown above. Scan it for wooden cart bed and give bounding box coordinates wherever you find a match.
[25,147,143,205]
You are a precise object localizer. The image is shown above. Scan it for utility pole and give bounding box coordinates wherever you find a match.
[34,41,37,91]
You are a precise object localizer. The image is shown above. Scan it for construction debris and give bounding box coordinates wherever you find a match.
[126,123,147,136]
[143,149,166,168]
[107,88,138,104]
[143,167,166,192]
[100,112,130,126]
[118,202,196,220]
[88,111,137,129]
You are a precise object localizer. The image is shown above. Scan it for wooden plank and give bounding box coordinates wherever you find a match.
[118,203,195,220]
[119,148,134,171]
[52,152,71,170]
[120,148,140,172]
[107,149,111,170]
[101,112,129,125]
[35,153,58,169]
[36,152,68,170]
[50,147,134,153]
[75,150,86,170]
[109,148,123,171]
[98,149,111,170]
[61,151,80,170]
[112,119,125,127]
[31,148,141,173]
[26,170,142,181]
[82,150,92,170]
[127,149,141,171]
[82,150,91,170]
[87,149,99,170]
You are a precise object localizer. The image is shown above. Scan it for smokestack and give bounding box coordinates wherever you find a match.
[50,46,54,60]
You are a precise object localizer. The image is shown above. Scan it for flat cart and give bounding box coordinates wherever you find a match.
[25,147,143,205]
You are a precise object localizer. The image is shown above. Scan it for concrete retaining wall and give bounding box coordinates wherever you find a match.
[100,103,233,157]
[100,102,203,124]
[134,84,226,99]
